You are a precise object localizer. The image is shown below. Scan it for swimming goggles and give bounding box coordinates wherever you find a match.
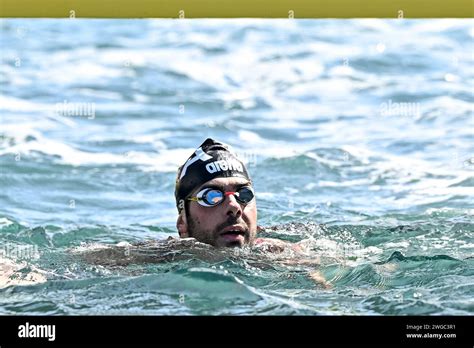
[187,186,255,207]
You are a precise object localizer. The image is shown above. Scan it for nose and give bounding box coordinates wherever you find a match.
[224,192,242,218]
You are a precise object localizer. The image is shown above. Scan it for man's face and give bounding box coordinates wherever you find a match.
[183,177,257,248]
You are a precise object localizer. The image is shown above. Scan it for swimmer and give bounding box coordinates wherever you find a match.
[77,139,330,288]
[79,139,313,263]
[0,256,47,289]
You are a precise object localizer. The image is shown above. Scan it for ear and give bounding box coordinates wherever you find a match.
[177,211,189,238]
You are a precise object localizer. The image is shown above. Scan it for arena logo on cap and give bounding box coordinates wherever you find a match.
[206,159,243,174]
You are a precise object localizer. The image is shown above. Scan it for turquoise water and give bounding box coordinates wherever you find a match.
[0,19,473,315]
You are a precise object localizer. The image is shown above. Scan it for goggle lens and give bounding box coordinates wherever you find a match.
[234,187,254,204]
[206,189,224,205]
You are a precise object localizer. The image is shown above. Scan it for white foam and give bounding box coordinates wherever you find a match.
[0,218,14,228]
[0,128,191,172]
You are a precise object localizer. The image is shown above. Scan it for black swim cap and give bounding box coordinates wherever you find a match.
[175,138,251,213]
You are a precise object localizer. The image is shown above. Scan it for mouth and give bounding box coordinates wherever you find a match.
[218,225,246,245]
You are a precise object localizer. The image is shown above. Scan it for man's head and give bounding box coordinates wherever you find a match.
[175,138,257,247]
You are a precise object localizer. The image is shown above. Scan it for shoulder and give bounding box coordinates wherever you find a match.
[254,237,303,253]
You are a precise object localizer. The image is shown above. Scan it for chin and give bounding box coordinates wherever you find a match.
[223,241,244,248]
[216,235,248,248]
